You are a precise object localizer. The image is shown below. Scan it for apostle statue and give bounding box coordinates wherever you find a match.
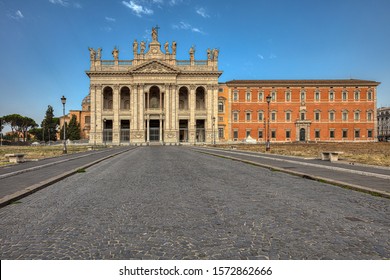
[97,48,102,60]
[140,41,146,54]
[164,41,169,54]
[133,39,138,55]
[172,41,177,55]
[189,45,195,61]
[112,47,119,60]
[152,26,158,41]
[88,47,96,60]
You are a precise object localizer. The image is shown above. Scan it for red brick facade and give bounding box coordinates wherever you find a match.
[219,79,379,142]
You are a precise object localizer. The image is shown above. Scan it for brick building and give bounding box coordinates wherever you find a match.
[219,79,379,143]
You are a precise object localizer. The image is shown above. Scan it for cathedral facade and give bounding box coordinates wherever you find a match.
[85,28,379,145]
[86,27,221,145]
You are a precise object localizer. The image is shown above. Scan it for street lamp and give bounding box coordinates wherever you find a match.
[103,118,107,147]
[61,95,67,154]
[212,116,216,145]
[266,95,272,152]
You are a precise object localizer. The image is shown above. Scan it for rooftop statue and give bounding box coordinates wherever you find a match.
[152,26,158,41]
[88,47,96,60]
[133,39,138,54]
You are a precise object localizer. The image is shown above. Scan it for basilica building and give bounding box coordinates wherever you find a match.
[82,28,379,145]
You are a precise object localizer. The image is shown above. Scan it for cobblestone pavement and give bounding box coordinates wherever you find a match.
[0,146,389,259]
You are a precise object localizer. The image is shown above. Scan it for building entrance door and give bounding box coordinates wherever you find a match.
[299,128,306,141]
[149,120,160,141]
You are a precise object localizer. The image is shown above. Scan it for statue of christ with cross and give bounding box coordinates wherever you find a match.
[152,25,159,41]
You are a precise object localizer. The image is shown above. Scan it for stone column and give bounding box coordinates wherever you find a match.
[146,117,150,143]
[164,84,170,131]
[89,84,96,145]
[190,85,196,143]
[95,85,103,145]
[213,85,219,142]
[139,84,145,141]
[206,85,212,143]
[113,85,120,144]
[159,117,163,143]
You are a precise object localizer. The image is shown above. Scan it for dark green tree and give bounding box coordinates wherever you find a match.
[2,114,37,141]
[41,105,59,142]
[60,115,81,140]
[67,115,81,140]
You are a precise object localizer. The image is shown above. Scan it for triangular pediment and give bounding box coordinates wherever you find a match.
[131,61,179,74]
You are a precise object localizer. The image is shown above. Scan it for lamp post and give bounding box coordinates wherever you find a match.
[266,95,271,151]
[212,116,216,145]
[61,95,67,154]
[103,118,107,147]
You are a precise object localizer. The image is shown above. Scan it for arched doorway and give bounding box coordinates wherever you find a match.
[299,128,306,142]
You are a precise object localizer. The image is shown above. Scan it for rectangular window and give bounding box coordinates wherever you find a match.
[85,116,91,124]
[285,92,291,102]
[218,88,223,92]
[367,91,372,100]
[258,112,263,121]
[233,91,238,101]
[315,130,320,138]
[355,92,360,101]
[246,92,251,101]
[286,112,291,122]
[355,130,360,138]
[342,112,348,121]
[218,116,223,122]
[342,129,348,138]
[301,92,305,101]
[246,130,251,137]
[233,130,238,139]
[342,92,347,101]
[330,130,335,139]
[233,112,238,122]
[258,92,263,101]
[315,92,320,101]
[285,130,291,138]
[329,92,334,101]
[271,112,276,121]
[258,130,263,139]
[354,112,360,121]
[367,112,372,121]
[218,127,224,139]
[300,112,305,120]
[329,112,335,121]
[315,112,320,121]
[367,130,373,138]
[271,130,276,138]
[271,92,276,102]
[246,112,251,121]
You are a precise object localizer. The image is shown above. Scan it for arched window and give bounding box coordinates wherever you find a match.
[196,87,206,110]
[179,87,189,110]
[103,87,113,110]
[120,87,130,110]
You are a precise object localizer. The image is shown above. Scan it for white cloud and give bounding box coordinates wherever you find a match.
[122,1,153,17]
[8,9,24,20]
[257,54,264,60]
[269,53,277,59]
[73,2,82,8]
[105,17,116,22]
[172,21,205,34]
[196,7,209,18]
[49,0,69,7]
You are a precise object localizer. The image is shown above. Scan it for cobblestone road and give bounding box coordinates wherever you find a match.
[0,146,389,259]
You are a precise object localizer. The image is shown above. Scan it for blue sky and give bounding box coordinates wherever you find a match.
[1,0,390,128]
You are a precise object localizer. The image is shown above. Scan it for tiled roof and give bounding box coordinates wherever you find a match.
[225,79,380,87]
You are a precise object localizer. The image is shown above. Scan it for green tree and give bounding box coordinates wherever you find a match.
[2,114,37,141]
[60,115,81,140]
[67,115,81,140]
[41,105,59,142]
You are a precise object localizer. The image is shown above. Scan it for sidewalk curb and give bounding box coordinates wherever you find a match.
[196,150,390,199]
[0,149,113,180]
[0,148,136,208]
